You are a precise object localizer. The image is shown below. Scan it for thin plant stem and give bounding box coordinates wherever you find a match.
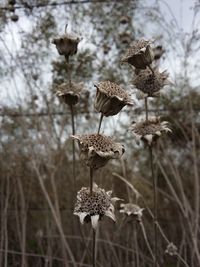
[139,221,155,263]
[70,104,77,196]
[149,146,158,267]
[65,56,72,85]
[97,114,104,134]
[145,97,148,121]
[148,64,154,74]
[90,167,94,196]
[92,230,96,267]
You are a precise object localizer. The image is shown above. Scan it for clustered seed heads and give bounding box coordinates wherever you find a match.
[130,116,171,146]
[71,134,125,169]
[94,81,133,116]
[74,184,120,229]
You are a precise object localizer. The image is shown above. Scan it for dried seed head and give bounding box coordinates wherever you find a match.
[52,32,80,58]
[56,82,83,105]
[130,116,172,146]
[120,203,144,221]
[121,39,154,69]
[153,45,165,60]
[94,81,133,117]
[119,15,130,24]
[71,134,125,169]
[165,242,178,256]
[74,184,120,229]
[133,69,169,98]
[10,14,19,22]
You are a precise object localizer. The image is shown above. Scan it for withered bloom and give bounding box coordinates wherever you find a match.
[94,81,133,117]
[133,69,170,98]
[130,116,171,146]
[121,39,154,69]
[56,82,83,106]
[120,203,144,221]
[165,243,178,256]
[52,32,80,58]
[74,183,120,230]
[71,134,125,169]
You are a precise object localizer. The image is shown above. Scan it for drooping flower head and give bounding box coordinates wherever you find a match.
[94,81,133,117]
[121,39,154,69]
[133,68,170,98]
[52,31,81,59]
[119,203,144,221]
[71,134,125,169]
[130,116,171,146]
[74,184,120,230]
[55,82,83,106]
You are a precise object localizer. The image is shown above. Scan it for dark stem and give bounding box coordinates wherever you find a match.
[65,56,72,85]
[70,105,76,195]
[90,167,94,196]
[149,146,158,267]
[97,114,104,134]
[92,229,96,267]
[148,64,154,74]
[145,97,148,121]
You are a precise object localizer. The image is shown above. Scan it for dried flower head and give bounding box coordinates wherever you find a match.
[94,81,133,117]
[130,116,171,146]
[74,184,120,230]
[121,39,154,69]
[52,31,80,58]
[165,242,178,256]
[153,45,165,60]
[120,203,144,221]
[71,134,125,169]
[56,82,83,105]
[133,69,170,98]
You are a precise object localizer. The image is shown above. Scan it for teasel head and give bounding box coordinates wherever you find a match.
[133,68,170,99]
[71,134,125,169]
[121,39,154,69]
[52,27,81,59]
[55,82,83,106]
[130,116,172,146]
[119,203,144,222]
[74,184,121,230]
[94,81,133,117]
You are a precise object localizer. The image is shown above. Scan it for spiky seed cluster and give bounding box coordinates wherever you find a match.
[165,243,178,256]
[133,69,169,98]
[121,39,154,69]
[94,81,133,116]
[74,184,119,229]
[130,116,171,146]
[56,82,83,105]
[52,32,80,58]
[71,134,125,169]
[120,203,144,221]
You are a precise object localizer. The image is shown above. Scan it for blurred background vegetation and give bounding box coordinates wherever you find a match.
[0,0,200,266]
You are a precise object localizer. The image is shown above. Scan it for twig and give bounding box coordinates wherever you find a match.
[97,114,104,134]
[149,146,158,267]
